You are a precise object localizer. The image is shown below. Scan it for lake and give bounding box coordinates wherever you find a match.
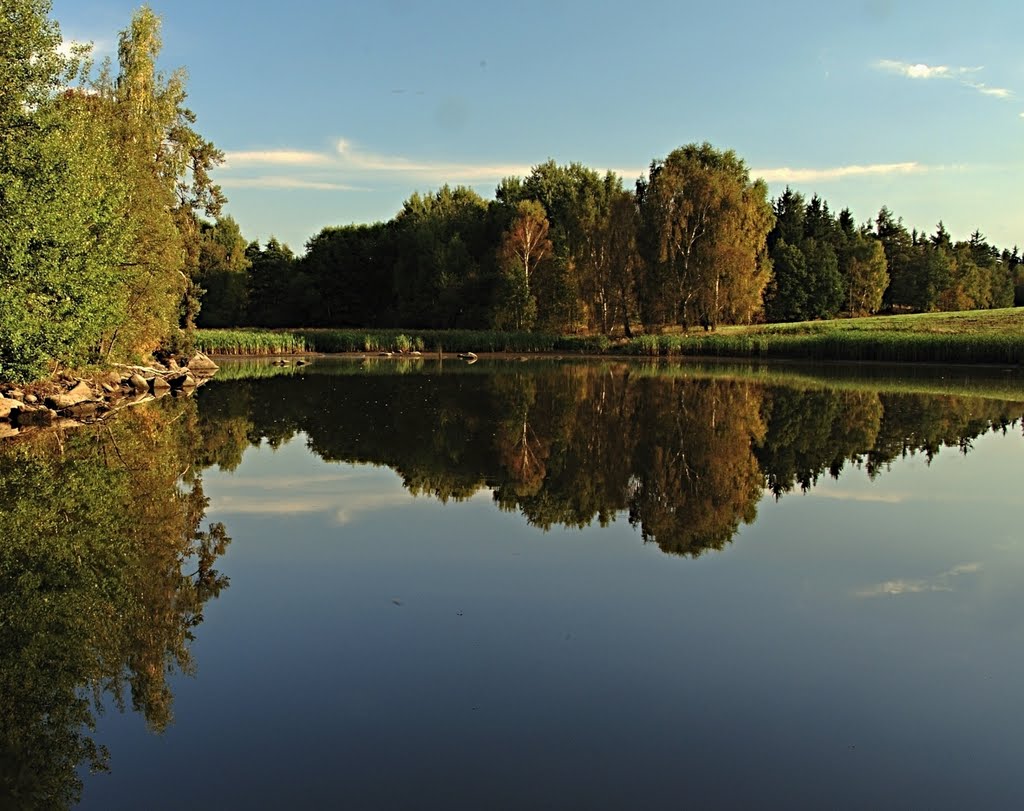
[2,358,1023,809]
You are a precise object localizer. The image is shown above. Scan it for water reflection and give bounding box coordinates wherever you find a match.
[0,399,230,808]
[199,359,1023,557]
[3,359,1022,808]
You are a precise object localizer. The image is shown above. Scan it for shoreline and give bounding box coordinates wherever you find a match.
[193,308,1024,367]
[0,353,219,443]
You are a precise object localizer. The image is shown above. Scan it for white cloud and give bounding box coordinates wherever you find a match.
[219,175,363,191]
[754,161,925,183]
[875,59,1015,102]
[876,59,954,79]
[965,82,1013,99]
[58,37,111,59]
[334,138,533,182]
[855,562,983,598]
[223,150,335,167]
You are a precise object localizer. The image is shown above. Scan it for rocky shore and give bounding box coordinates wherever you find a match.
[0,352,219,441]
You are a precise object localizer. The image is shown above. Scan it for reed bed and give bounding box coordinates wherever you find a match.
[195,329,309,355]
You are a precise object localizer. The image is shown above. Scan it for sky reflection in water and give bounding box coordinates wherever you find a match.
[59,361,1024,808]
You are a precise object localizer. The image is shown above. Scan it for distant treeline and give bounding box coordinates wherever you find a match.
[198,152,1023,334]
[4,5,1023,384]
[0,2,222,381]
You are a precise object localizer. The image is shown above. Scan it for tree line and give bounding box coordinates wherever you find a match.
[200,154,1022,334]
[0,1,223,381]
[4,3,1022,384]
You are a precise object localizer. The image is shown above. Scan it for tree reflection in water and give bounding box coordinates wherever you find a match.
[200,360,1023,557]
[0,398,230,809]
[3,359,1021,807]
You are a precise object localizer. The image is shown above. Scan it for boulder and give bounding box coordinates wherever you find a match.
[0,423,20,440]
[24,394,38,404]
[128,374,149,393]
[167,372,197,390]
[148,376,171,392]
[187,351,219,375]
[45,380,94,410]
[0,397,23,420]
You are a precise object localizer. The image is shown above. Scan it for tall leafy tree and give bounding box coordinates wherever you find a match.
[842,231,888,316]
[93,6,224,357]
[636,143,773,330]
[495,200,552,330]
[195,216,250,327]
[392,186,491,328]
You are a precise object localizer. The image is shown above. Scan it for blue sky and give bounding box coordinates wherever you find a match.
[53,0,1022,253]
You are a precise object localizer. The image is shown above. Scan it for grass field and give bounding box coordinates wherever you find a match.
[196,308,1024,365]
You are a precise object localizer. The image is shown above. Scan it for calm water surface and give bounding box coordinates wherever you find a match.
[2,359,1023,809]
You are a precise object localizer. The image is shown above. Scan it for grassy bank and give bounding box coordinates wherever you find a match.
[196,308,1024,365]
[195,328,611,355]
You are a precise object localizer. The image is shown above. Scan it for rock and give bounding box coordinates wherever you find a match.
[187,351,219,375]
[167,357,180,371]
[104,371,123,386]
[167,372,198,390]
[24,394,37,404]
[7,389,24,400]
[128,374,148,393]
[102,383,115,394]
[148,376,171,393]
[13,405,55,427]
[0,397,23,420]
[295,359,308,366]
[45,380,94,410]
[0,423,20,440]
[457,352,478,361]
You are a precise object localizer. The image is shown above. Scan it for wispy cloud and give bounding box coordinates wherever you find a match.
[855,562,983,598]
[754,161,926,184]
[333,138,534,182]
[220,137,598,190]
[223,150,336,167]
[219,175,364,191]
[875,59,1014,101]
[965,82,1013,99]
[875,59,976,80]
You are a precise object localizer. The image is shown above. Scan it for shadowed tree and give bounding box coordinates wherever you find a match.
[495,200,552,330]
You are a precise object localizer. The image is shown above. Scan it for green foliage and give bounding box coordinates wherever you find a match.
[196,307,1024,365]
[0,3,223,381]
[195,216,250,327]
[636,142,774,330]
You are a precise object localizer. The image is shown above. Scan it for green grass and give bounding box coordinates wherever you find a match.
[196,328,614,355]
[618,308,1024,364]
[196,308,1024,365]
[193,329,309,355]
